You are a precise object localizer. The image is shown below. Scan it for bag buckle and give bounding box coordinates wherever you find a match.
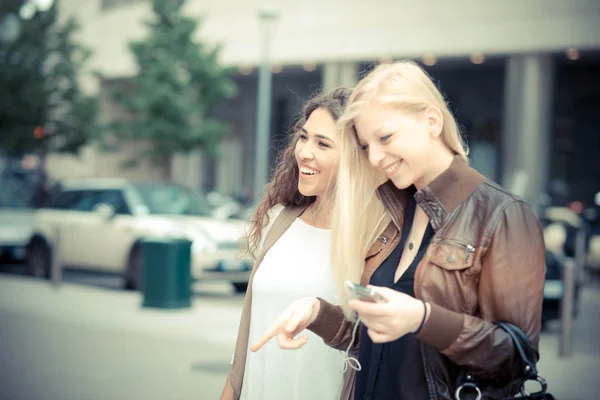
[455,374,482,400]
[520,376,548,398]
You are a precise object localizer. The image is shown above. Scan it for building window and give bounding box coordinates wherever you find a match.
[101,0,145,11]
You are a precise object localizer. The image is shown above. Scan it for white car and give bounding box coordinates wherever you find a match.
[25,179,251,292]
[0,155,41,262]
[0,208,34,262]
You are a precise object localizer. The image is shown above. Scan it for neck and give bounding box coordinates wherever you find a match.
[414,147,455,191]
[307,194,333,229]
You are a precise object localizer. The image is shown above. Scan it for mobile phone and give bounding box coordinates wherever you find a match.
[344,280,385,303]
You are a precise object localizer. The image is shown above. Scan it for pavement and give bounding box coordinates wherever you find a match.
[0,273,599,400]
[0,274,244,400]
[534,279,600,400]
[0,274,243,345]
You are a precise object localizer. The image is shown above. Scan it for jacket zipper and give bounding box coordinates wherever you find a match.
[435,238,476,262]
[366,235,389,259]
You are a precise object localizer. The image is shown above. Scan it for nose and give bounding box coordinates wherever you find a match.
[367,145,385,168]
[298,143,314,160]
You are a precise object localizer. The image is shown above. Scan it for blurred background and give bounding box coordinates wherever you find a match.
[1,0,599,399]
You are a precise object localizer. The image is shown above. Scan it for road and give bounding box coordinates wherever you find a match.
[0,263,243,400]
[0,313,232,400]
[0,263,599,400]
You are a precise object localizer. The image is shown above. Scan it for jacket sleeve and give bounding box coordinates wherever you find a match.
[307,299,360,353]
[416,200,546,384]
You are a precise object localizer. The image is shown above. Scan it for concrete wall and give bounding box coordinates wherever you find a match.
[61,0,600,80]
[50,0,600,191]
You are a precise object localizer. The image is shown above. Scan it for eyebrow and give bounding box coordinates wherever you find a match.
[301,127,333,142]
[373,125,395,136]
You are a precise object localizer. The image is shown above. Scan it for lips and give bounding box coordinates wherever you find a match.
[383,160,402,175]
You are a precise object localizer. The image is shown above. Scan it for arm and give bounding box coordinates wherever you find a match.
[416,201,546,384]
[308,299,359,352]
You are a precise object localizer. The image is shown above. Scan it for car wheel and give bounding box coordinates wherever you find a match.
[232,282,248,293]
[26,239,51,279]
[124,245,142,291]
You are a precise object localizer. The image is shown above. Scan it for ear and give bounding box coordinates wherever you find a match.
[425,107,443,138]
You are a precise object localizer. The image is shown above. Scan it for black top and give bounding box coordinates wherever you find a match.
[355,195,435,400]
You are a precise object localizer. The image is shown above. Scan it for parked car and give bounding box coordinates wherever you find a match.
[0,154,44,263]
[26,179,251,292]
[543,200,600,274]
[0,207,35,262]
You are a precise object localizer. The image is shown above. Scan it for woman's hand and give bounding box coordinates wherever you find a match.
[349,285,429,343]
[250,297,321,352]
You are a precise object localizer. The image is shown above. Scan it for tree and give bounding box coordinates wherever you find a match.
[0,0,100,157]
[110,0,237,178]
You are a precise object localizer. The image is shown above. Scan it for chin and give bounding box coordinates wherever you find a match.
[390,176,413,190]
[297,185,314,197]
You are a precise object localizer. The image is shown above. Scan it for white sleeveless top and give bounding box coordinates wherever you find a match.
[240,218,345,400]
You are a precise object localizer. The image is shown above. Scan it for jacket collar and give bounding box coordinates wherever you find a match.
[377,156,485,231]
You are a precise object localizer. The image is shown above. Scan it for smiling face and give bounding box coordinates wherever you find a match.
[294,107,341,199]
[354,103,445,190]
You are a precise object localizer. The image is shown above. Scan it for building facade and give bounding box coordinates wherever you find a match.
[51,0,600,207]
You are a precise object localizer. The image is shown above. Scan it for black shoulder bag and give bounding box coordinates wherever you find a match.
[455,322,556,400]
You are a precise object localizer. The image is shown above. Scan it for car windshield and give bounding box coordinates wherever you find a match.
[132,184,212,216]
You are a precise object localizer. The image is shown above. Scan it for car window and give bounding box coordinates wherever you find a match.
[98,190,130,214]
[131,184,212,216]
[71,189,130,214]
[51,190,85,210]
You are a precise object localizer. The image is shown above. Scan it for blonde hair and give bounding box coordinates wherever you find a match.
[331,60,469,319]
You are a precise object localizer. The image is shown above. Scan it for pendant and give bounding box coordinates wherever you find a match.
[408,241,414,251]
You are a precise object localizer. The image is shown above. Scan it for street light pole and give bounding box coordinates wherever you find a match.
[253,5,279,204]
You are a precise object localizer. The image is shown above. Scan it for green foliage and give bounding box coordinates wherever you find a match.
[111,0,237,168]
[0,0,100,156]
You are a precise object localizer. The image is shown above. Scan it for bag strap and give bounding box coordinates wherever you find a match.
[496,322,538,380]
[455,322,552,400]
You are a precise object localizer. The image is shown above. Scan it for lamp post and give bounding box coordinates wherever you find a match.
[253,5,279,203]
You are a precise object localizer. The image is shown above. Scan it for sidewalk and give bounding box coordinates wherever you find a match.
[0,274,243,345]
[0,275,247,400]
[535,280,600,400]
[1,275,599,399]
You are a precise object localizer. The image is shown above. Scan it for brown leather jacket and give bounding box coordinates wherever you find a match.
[308,156,546,400]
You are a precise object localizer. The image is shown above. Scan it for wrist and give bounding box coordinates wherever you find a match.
[412,300,429,334]
[309,297,321,325]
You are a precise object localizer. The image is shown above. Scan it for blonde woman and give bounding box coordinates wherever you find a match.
[252,61,546,399]
[221,88,352,400]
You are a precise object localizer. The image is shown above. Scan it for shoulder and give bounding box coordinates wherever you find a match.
[482,179,541,231]
[267,203,285,221]
[258,204,296,250]
[464,178,541,242]
[470,178,537,216]
[258,204,285,240]
[476,179,525,207]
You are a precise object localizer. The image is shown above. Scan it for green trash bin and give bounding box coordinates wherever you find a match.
[141,238,192,309]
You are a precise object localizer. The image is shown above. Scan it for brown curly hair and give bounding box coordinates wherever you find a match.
[245,87,352,257]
